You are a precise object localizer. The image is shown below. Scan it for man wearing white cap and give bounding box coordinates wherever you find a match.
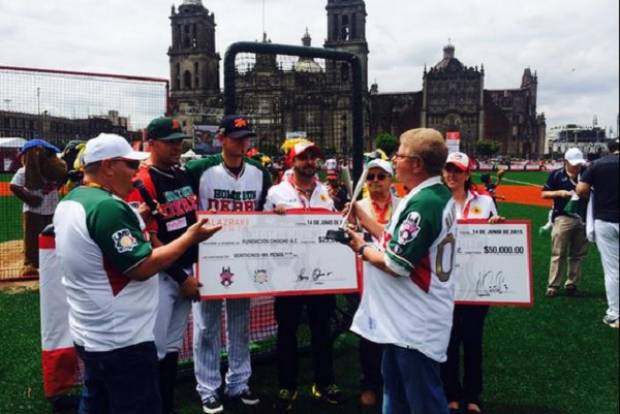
[53,133,221,413]
[541,147,589,297]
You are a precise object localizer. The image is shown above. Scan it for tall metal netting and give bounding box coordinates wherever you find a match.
[0,66,168,281]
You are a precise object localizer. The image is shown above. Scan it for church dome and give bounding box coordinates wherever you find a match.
[434,43,465,71]
[182,0,203,5]
[294,59,323,73]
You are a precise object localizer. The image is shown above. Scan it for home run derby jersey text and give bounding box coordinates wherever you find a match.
[185,154,272,212]
[351,176,457,362]
[127,165,198,269]
[53,186,156,352]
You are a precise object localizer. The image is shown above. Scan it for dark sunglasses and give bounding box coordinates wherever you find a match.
[367,173,388,181]
[112,158,141,170]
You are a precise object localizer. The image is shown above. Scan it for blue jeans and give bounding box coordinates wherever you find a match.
[382,344,448,414]
[75,341,161,414]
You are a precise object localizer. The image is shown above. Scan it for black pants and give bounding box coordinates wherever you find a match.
[275,295,336,390]
[440,305,489,406]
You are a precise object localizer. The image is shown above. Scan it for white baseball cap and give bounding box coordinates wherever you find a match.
[564,147,586,166]
[445,151,471,172]
[367,159,394,176]
[83,133,149,165]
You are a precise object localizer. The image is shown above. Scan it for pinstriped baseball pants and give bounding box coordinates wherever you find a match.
[192,298,252,401]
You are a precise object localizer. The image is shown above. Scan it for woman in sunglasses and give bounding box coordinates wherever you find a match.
[440,152,504,414]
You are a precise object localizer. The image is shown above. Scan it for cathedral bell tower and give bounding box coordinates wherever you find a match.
[324,0,369,92]
[168,0,222,128]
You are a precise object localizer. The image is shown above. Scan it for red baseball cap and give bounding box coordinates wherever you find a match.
[445,152,471,172]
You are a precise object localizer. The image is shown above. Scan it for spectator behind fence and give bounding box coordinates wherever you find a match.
[346,128,456,414]
[53,133,221,413]
[577,139,619,329]
[541,148,589,298]
[10,139,66,277]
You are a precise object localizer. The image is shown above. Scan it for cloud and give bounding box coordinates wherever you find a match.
[0,0,618,132]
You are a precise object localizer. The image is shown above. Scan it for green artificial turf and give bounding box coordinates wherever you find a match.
[0,195,23,243]
[0,202,617,414]
[472,171,549,187]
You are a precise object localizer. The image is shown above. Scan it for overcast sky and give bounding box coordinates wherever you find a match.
[1,0,618,133]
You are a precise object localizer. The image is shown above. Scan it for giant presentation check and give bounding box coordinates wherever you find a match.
[454,220,533,306]
[197,212,361,299]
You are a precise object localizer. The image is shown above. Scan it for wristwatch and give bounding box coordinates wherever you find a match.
[357,243,371,258]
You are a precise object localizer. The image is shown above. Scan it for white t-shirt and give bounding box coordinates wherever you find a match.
[10,167,59,215]
[457,189,498,221]
[264,176,335,211]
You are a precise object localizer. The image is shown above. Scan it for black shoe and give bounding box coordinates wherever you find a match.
[565,284,578,296]
[202,395,224,414]
[233,387,260,406]
[312,384,345,405]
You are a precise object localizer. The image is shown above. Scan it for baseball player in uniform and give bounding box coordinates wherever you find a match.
[346,128,456,414]
[185,115,271,413]
[53,133,221,413]
[263,141,344,410]
[126,117,201,414]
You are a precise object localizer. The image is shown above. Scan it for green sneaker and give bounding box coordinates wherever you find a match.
[311,384,345,405]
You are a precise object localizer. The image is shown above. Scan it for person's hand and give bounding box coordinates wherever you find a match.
[137,202,152,221]
[273,206,287,215]
[345,228,366,253]
[488,215,506,224]
[27,194,43,208]
[180,276,202,301]
[186,218,223,244]
[558,190,573,199]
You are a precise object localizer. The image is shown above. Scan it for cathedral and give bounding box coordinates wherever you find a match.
[168,0,546,158]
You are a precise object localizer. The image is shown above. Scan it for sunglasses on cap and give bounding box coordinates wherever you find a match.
[367,173,388,181]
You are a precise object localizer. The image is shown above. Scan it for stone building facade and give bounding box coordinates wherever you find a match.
[169,0,545,158]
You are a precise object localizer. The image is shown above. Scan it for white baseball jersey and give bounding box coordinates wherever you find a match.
[264,175,335,211]
[53,186,157,352]
[351,176,457,362]
[185,155,271,212]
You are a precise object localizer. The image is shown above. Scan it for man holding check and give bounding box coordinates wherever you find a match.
[263,141,345,410]
[346,128,456,414]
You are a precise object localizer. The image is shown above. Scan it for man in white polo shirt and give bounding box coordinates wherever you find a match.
[264,141,344,410]
[53,133,221,414]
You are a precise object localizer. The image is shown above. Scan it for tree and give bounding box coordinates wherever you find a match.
[476,140,500,157]
[375,132,399,157]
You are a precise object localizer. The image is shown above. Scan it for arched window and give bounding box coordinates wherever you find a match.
[175,63,181,90]
[183,70,192,89]
[341,15,350,40]
[194,62,200,88]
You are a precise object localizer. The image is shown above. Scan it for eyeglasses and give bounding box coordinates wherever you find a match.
[111,158,141,170]
[367,173,388,182]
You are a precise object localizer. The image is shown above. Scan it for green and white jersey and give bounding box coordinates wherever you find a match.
[185,155,272,212]
[53,186,155,352]
[351,176,457,362]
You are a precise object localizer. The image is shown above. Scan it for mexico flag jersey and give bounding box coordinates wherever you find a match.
[351,176,457,362]
[186,155,272,212]
[53,186,156,352]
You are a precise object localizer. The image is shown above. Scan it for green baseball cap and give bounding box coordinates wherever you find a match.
[147,117,189,141]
